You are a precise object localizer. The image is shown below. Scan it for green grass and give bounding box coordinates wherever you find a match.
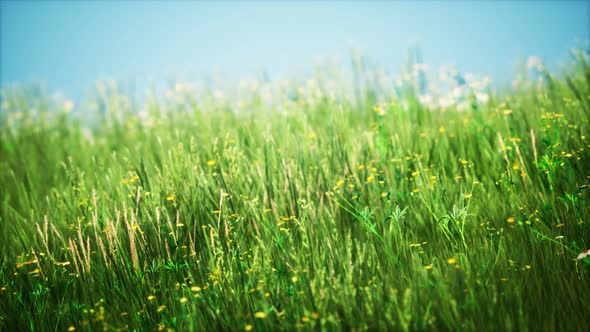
[1,51,590,331]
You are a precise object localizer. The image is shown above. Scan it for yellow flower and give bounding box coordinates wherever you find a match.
[366,175,374,183]
[311,312,319,319]
[147,295,156,301]
[425,264,433,270]
[507,217,516,223]
[68,327,76,332]
[207,160,216,166]
[245,325,253,331]
[463,193,472,199]
[191,286,202,292]
[447,258,457,264]
[166,195,175,201]
[254,312,267,319]
[179,297,188,303]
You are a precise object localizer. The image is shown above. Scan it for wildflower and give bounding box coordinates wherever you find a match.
[166,195,175,201]
[254,312,267,319]
[207,160,216,166]
[447,258,457,264]
[506,217,516,223]
[463,193,472,199]
[366,175,374,183]
[157,305,166,312]
[526,56,544,71]
[476,92,489,104]
[425,264,433,270]
[245,325,253,331]
[64,100,75,113]
[147,295,156,301]
[311,312,319,319]
[576,249,590,260]
[68,327,76,332]
[179,297,188,303]
[374,105,385,115]
[54,261,70,266]
[191,286,202,292]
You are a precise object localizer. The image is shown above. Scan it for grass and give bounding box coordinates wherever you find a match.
[1,50,590,331]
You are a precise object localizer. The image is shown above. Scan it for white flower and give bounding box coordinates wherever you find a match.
[418,94,434,107]
[476,92,489,104]
[453,86,466,98]
[63,100,75,113]
[576,249,590,260]
[457,100,471,112]
[438,97,454,108]
[527,56,544,71]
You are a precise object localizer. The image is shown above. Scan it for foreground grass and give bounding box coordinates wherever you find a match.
[1,53,590,331]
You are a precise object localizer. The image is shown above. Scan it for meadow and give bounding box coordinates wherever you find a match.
[1,50,590,332]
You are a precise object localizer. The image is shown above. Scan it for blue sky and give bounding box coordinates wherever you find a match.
[1,1,588,99]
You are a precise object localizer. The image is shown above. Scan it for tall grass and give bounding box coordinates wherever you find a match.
[1,50,590,331]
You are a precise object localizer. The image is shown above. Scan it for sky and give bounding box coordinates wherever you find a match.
[1,1,589,100]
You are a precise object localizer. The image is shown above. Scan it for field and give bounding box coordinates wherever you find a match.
[1,51,590,331]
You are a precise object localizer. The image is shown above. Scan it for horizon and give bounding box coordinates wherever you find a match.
[1,1,589,100]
